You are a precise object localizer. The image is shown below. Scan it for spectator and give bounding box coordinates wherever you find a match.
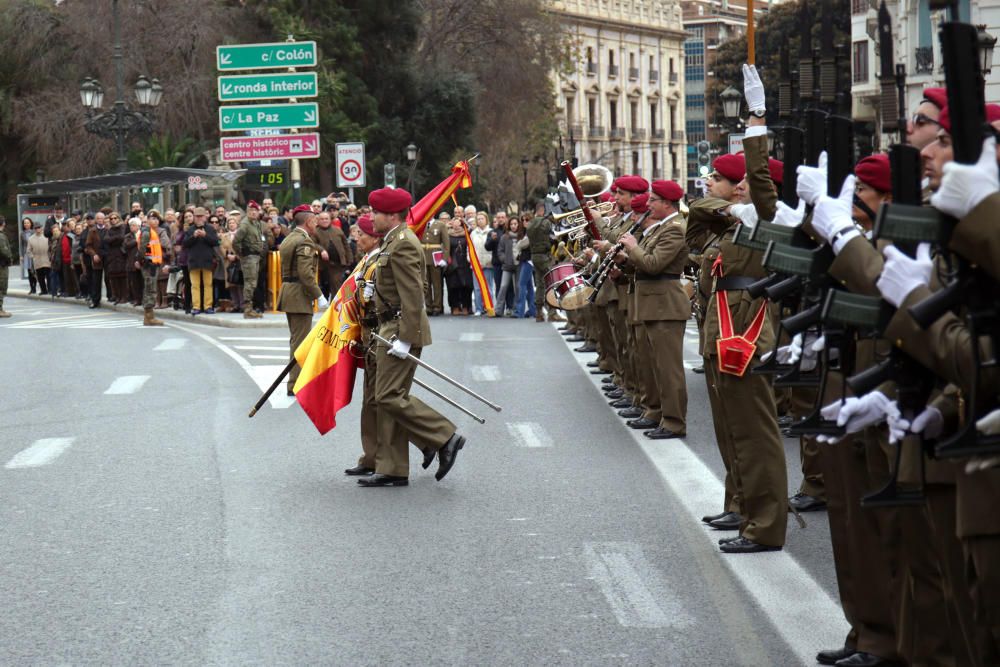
[72,219,87,299]
[513,213,536,318]
[221,212,244,312]
[313,210,352,300]
[469,211,491,316]
[124,218,142,305]
[445,217,473,315]
[27,224,51,295]
[84,211,110,308]
[172,209,193,312]
[20,218,36,294]
[47,224,63,297]
[488,212,507,298]
[495,216,518,317]
[105,211,128,304]
[60,221,79,298]
[182,207,220,314]
[214,205,227,220]
[209,215,227,308]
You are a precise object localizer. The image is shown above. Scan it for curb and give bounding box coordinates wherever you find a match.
[6,290,287,329]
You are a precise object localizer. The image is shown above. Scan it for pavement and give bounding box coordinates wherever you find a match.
[0,297,845,665]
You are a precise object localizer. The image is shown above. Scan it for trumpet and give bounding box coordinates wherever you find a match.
[551,200,617,225]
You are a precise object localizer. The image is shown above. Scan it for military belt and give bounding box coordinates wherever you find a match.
[636,272,680,281]
[714,276,756,292]
[377,307,401,324]
[422,243,442,249]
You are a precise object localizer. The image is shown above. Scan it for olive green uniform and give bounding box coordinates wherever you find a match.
[138,224,163,310]
[278,227,322,393]
[234,215,266,314]
[525,216,553,315]
[421,219,450,314]
[0,229,11,315]
[373,223,455,478]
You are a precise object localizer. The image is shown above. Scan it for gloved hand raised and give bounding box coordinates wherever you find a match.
[876,243,933,307]
[728,203,759,229]
[771,199,806,228]
[796,151,828,206]
[931,136,998,219]
[742,63,766,114]
[811,175,858,250]
[388,338,411,360]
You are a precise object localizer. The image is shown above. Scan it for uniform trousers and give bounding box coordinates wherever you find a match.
[705,359,786,546]
[594,304,615,371]
[373,341,456,478]
[142,264,159,309]
[239,255,261,311]
[603,302,624,377]
[358,340,409,470]
[790,386,826,500]
[635,323,662,423]
[285,312,313,393]
[424,263,445,313]
[622,322,641,403]
[0,264,7,310]
[531,254,550,313]
[704,360,741,514]
[640,320,687,434]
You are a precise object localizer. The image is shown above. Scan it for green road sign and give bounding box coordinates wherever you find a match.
[217,72,318,101]
[218,102,319,132]
[216,41,317,71]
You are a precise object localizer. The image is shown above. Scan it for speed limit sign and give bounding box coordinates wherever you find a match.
[335,142,366,188]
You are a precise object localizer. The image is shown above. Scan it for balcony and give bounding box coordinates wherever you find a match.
[608,64,619,78]
[588,125,606,138]
[669,71,679,85]
[569,122,584,137]
[631,128,647,140]
[609,127,626,139]
[672,130,685,142]
[649,70,659,83]
[586,62,597,76]
[628,67,640,80]
[915,47,934,75]
[652,129,666,140]
[650,169,663,180]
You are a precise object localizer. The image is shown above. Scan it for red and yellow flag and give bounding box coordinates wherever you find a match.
[463,223,495,317]
[407,160,472,239]
[292,263,365,434]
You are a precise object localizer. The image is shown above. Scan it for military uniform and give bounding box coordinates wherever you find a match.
[525,216,553,319]
[0,227,11,316]
[372,223,456,477]
[313,222,352,298]
[421,218,450,315]
[138,223,165,326]
[278,227,322,393]
[234,215,266,317]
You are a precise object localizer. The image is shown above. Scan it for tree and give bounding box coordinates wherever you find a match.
[127,135,208,170]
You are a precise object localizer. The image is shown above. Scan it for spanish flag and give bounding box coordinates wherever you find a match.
[407,160,473,239]
[292,263,365,434]
[463,222,495,316]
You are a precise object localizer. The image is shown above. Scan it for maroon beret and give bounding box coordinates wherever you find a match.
[610,177,620,193]
[768,158,784,186]
[599,191,615,203]
[922,87,947,110]
[630,193,649,214]
[615,175,649,194]
[713,153,746,183]
[247,200,261,210]
[651,179,684,202]
[292,204,313,215]
[368,187,412,214]
[356,213,380,238]
[854,154,891,193]
[938,103,1000,134]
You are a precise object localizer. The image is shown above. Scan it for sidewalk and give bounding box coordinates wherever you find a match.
[5,274,286,329]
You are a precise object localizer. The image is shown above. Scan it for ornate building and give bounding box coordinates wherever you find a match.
[548,0,688,184]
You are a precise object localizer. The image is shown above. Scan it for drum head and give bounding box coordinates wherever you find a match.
[559,284,595,310]
[545,285,561,308]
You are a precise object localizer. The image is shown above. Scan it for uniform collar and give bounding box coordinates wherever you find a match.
[644,211,679,235]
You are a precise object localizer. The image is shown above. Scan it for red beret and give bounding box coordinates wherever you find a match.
[356,213,380,238]
[854,154,891,193]
[368,187,412,214]
[713,153,746,183]
[615,175,649,193]
[610,177,620,193]
[247,200,261,210]
[292,204,313,215]
[651,179,684,202]
[922,87,947,110]
[937,103,1000,134]
[768,158,784,186]
[630,193,649,214]
[599,191,615,203]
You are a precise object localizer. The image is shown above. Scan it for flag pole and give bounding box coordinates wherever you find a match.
[747,0,755,65]
[248,359,297,418]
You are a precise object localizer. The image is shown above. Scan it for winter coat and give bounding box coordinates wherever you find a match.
[27,233,50,269]
[498,232,518,272]
[104,223,127,276]
[182,224,220,270]
[123,229,140,272]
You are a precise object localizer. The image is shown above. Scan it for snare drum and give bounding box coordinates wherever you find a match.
[553,272,595,310]
[543,262,578,308]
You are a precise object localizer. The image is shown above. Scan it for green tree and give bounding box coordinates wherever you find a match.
[128,135,208,170]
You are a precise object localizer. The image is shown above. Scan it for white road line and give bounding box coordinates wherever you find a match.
[233,345,288,351]
[459,332,484,342]
[506,422,552,448]
[471,365,501,381]
[249,354,288,360]
[154,338,188,351]
[5,437,76,469]
[219,336,288,341]
[104,375,150,395]
[583,542,694,629]
[560,330,848,663]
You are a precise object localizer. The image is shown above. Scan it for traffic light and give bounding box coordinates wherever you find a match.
[384,163,396,188]
[696,141,711,176]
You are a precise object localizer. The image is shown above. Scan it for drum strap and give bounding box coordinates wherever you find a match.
[712,253,768,377]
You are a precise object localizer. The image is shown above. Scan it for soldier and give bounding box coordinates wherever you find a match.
[233,201,265,319]
[279,205,323,396]
[523,201,555,322]
[0,216,10,318]
[313,210,353,300]
[137,211,165,327]
[422,211,451,316]
[361,187,466,487]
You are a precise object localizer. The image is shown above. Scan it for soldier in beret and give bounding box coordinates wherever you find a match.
[279,204,323,396]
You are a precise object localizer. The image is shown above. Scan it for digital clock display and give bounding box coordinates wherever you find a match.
[245,167,290,190]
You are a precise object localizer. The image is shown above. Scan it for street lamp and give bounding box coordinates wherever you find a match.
[79,0,162,174]
[977,25,997,78]
[720,86,742,121]
[520,156,530,209]
[405,142,419,192]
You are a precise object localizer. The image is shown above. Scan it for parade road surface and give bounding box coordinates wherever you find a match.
[1,297,844,665]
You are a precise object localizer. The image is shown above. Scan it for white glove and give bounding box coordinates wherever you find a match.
[435,259,447,268]
[362,281,375,301]
[388,339,411,359]
[821,391,899,434]
[811,175,859,250]
[796,151,829,206]
[317,294,330,310]
[931,136,998,219]
[771,199,806,228]
[742,63,765,114]
[774,336,801,365]
[876,243,933,307]
[729,203,759,229]
[977,408,1000,436]
[888,405,944,445]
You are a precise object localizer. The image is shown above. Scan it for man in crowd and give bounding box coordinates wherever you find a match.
[313,210,353,301]
[0,216,11,318]
[279,205,323,397]
[234,201,265,319]
[421,211,451,316]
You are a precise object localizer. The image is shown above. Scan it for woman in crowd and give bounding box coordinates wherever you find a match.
[27,224,50,295]
[172,209,193,311]
[495,217,518,317]
[60,221,79,298]
[208,215,227,308]
[105,211,128,304]
[72,220,87,299]
[124,218,142,305]
[469,211,491,316]
[47,224,63,297]
[21,218,36,294]
[445,216,473,315]
[513,213,535,319]
[221,213,244,312]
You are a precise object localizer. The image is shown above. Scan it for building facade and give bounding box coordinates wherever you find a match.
[548,0,688,184]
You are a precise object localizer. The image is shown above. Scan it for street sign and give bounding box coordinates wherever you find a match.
[217,72,318,102]
[335,142,366,188]
[219,102,319,132]
[187,176,208,191]
[728,133,745,154]
[220,133,321,162]
[216,41,317,71]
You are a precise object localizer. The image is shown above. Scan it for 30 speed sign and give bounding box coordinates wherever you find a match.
[335,142,366,188]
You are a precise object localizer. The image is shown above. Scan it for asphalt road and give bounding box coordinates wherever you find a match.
[1,297,846,665]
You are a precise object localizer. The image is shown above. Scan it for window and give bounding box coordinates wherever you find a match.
[685,94,705,111]
[684,40,705,81]
[686,119,706,143]
[629,52,636,68]
[649,55,655,72]
[852,40,869,83]
[652,150,659,174]
[588,97,597,127]
[609,98,618,128]
[650,102,658,132]
[608,49,615,67]
[632,151,640,174]
[688,26,703,38]
[586,46,594,65]
[630,100,639,128]
[566,96,574,125]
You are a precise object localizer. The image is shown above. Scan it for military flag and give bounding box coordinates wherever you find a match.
[407,160,473,239]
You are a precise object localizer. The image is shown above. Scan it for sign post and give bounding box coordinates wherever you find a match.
[218,102,319,132]
[217,72,318,102]
[335,142,366,191]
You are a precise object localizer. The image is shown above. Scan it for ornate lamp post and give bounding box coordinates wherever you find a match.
[406,142,419,192]
[977,24,997,88]
[79,0,163,174]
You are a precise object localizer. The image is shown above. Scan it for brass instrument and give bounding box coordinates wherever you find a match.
[585,211,653,303]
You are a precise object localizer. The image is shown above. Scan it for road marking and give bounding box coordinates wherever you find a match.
[234,345,288,351]
[154,338,188,351]
[5,437,76,469]
[471,365,501,381]
[583,542,694,629]
[104,375,150,395]
[506,422,552,448]
[560,330,849,663]
[459,332,484,342]
[219,336,287,341]
[249,354,288,360]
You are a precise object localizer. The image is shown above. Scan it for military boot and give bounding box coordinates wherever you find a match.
[143,308,164,326]
[243,305,262,319]
[547,308,566,322]
[535,311,545,322]
[0,301,10,318]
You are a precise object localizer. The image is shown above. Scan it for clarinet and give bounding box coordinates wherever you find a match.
[585,211,652,303]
